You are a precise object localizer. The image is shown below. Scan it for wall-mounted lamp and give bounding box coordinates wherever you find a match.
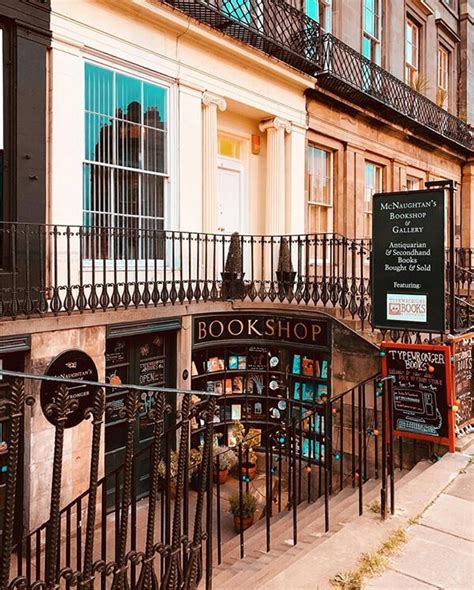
[251,134,261,155]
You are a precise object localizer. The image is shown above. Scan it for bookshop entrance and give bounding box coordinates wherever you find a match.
[104,330,177,504]
[190,312,331,455]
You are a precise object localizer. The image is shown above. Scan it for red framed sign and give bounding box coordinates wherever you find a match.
[450,333,474,433]
[381,342,455,452]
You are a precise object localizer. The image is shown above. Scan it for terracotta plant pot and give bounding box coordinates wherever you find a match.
[240,462,256,481]
[233,514,254,533]
[214,467,229,484]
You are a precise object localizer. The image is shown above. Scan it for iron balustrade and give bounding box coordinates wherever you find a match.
[0,371,402,588]
[158,0,472,151]
[0,223,372,323]
[316,33,474,151]
[1,222,472,336]
[160,0,322,75]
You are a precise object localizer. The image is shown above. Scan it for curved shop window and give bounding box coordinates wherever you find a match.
[190,313,331,462]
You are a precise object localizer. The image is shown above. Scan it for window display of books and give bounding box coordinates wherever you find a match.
[191,343,331,454]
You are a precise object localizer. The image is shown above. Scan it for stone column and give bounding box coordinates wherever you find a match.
[461,158,474,247]
[259,117,291,235]
[202,92,227,232]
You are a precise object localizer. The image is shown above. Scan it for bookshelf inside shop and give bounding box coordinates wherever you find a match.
[191,342,331,462]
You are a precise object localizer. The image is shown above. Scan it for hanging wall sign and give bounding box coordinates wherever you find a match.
[40,349,98,428]
[450,333,474,433]
[381,342,454,450]
[372,189,445,332]
[193,313,328,347]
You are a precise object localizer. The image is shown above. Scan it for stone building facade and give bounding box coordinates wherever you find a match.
[0,0,473,541]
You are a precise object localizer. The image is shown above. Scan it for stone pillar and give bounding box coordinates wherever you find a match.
[285,121,307,235]
[259,117,291,235]
[202,92,227,232]
[461,158,474,247]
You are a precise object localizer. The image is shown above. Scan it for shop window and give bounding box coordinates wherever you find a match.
[306,0,332,32]
[307,145,333,234]
[405,17,420,87]
[83,63,169,260]
[437,45,449,109]
[364,162,382,238]
[190,314,331,463]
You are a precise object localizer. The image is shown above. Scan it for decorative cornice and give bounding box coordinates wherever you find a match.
[202,92,227,111]
[259,117,292,134]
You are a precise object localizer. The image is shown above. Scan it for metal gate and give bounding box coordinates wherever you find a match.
[0,370,396,589]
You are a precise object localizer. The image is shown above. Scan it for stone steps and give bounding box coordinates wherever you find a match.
[207,460,432,589]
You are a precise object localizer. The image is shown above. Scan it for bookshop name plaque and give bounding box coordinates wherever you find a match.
[193,314,328,347]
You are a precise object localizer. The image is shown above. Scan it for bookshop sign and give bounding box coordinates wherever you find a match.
[372,189,445,332]
[193,314,328,347]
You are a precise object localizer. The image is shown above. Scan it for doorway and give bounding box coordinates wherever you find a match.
[104,331,177,505]
[217,135,246,234]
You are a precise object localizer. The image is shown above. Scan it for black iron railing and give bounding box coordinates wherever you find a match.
[1,223,472,335]
[1,371,402,588]
[158,0,473,151]
[0,223,372,323]
[316,34,474,151]
[161,0,321,75]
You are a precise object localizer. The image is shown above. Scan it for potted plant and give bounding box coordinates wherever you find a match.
[157,450,179,496]
[229,492,257,532]
[221,232,245,299]
[232,421,259,481]
[276,237,296,298]
[189,447,203,491]
[213,445,237,484]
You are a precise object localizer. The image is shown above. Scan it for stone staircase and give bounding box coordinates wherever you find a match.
[207,460,432,589]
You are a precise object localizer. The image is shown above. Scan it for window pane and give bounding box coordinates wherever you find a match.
[115,74,142,122]
[144,83,167,130]
[142,174,165,221]
[144,128,166,173]
[85,113,113,163]
[85,64,113,116]
[116,121,141,169]
[306,0,319,22]
[362,36,371,59]
[364,0,375,37]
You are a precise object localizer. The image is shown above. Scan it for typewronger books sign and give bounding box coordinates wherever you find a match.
[372,189,445,332]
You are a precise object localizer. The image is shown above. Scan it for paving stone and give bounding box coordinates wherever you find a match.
[386,524,473,589]
[421,493,474,542]
[444,464,474,502]
[366,569,439,589]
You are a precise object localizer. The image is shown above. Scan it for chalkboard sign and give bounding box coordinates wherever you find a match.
[139,357,165,386]
[451,333,474,432]
[41,350,98,428]
[382,343,454,448]
[372,189,445,332]
[105,340,127,367]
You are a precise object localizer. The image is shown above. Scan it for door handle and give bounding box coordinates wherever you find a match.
[218,227,225,232]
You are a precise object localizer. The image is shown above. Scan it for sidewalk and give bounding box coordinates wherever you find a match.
[366,458,474,590]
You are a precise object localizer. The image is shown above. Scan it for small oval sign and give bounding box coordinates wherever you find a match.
[40,350,98,428]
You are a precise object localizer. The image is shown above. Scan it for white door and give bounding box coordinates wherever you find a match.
[217,157,244,234]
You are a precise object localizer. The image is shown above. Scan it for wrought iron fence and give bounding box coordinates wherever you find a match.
[158,0,473,150]
[0,223,372,324]
[316,34,473,151]
[1,223,472,336]
[0,371,399,588]
[160,0,322,75]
